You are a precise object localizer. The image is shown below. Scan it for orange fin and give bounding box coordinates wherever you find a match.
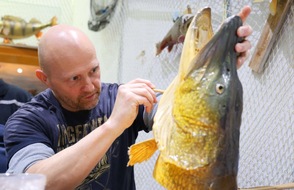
[3,38,13,44]
[127,138,157,166]
[35,31,43,39]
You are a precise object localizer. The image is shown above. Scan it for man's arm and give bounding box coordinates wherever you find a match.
[26,78,157,190]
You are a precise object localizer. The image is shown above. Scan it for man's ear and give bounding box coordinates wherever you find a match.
[36,69,48,85]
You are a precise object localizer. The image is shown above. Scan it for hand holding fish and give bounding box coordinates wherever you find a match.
[235,6,253,68]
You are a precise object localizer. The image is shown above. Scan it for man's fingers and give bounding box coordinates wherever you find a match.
[237,50,250,69]
[128,78,156,89]
[132,85,157,106]
[235,39,252,53]
[237,24,253,38]
[120,81,157,113]
[238,5,251,22]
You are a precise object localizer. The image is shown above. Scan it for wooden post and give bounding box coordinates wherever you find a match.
[248,0,292,73]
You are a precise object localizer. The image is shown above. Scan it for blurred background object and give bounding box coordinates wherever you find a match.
[0,78,32,125]
[88,0,118,32]
[0,15,57,44]
[0,124,6,173]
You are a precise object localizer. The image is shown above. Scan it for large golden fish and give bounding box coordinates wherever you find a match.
[128,7,243,190]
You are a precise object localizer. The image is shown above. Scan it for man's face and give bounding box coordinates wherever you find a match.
[47,57,101,112]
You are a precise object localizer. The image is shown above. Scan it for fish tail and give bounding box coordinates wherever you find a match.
[127,138,157,166]
[155,42,163,56]
[38,16,57,31]
[50,16,58,26]
[156,35,173,56]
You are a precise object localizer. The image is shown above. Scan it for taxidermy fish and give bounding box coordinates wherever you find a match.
[155,6,212,56]
[128,7,244,190]
[88,0,118,32]
[0,15,57,43]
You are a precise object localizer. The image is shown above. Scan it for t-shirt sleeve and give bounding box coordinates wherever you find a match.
[4,104,58,163]
[6,143,54,173]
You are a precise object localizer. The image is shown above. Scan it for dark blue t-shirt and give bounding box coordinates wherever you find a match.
[0,124,7,173]
[0,79,32,125]
[4,83,148,190]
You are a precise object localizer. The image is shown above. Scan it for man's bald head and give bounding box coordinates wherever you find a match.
[38,24,96,76]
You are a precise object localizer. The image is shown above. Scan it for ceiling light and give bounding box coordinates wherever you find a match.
[17,68,23,74]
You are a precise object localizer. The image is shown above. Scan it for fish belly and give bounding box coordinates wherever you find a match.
[154,154,237,190]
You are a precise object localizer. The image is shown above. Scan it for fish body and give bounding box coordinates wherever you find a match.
[128,7,243,190]
[155,13,193,56]
[156,7,212,56]
[0,15,57,43]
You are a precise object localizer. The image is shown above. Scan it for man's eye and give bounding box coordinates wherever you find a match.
[92,66,99,73]
[72,76,79,81]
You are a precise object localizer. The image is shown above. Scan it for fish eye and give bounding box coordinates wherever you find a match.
[216,84,224,94]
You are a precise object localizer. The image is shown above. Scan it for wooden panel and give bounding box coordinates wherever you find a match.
[0,44,38,66]
[249,0,291,73]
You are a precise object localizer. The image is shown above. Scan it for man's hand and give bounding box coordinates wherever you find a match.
[108,78,157,133]
[236,6,253,69]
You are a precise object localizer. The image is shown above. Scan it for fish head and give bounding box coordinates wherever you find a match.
[177,15,244,128]
[203,15,243,121]
[169,15,244,172]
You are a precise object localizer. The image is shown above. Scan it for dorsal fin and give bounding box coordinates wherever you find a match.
[2,15,26,23]
[29,18,42,24]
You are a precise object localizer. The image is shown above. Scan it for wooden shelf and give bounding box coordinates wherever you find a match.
[0,44,38,66]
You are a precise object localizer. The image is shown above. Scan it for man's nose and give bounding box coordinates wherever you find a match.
[82,77,95,92]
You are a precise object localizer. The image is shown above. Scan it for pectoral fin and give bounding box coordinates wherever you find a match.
[127,138,158,166]
[35,31,42,39]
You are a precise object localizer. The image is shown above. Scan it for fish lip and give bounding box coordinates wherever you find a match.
[187,15,243,79]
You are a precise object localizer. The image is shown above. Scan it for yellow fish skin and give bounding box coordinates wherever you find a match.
[128,7,214,166]
[128,7,243,190]
[0,16,57,43]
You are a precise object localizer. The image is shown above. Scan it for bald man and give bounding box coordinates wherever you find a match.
[4,6,253,190]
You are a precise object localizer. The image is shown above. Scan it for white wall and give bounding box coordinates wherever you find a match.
[72,0,121,83]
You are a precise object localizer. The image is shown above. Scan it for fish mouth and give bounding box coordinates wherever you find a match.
[185,15,243,81]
